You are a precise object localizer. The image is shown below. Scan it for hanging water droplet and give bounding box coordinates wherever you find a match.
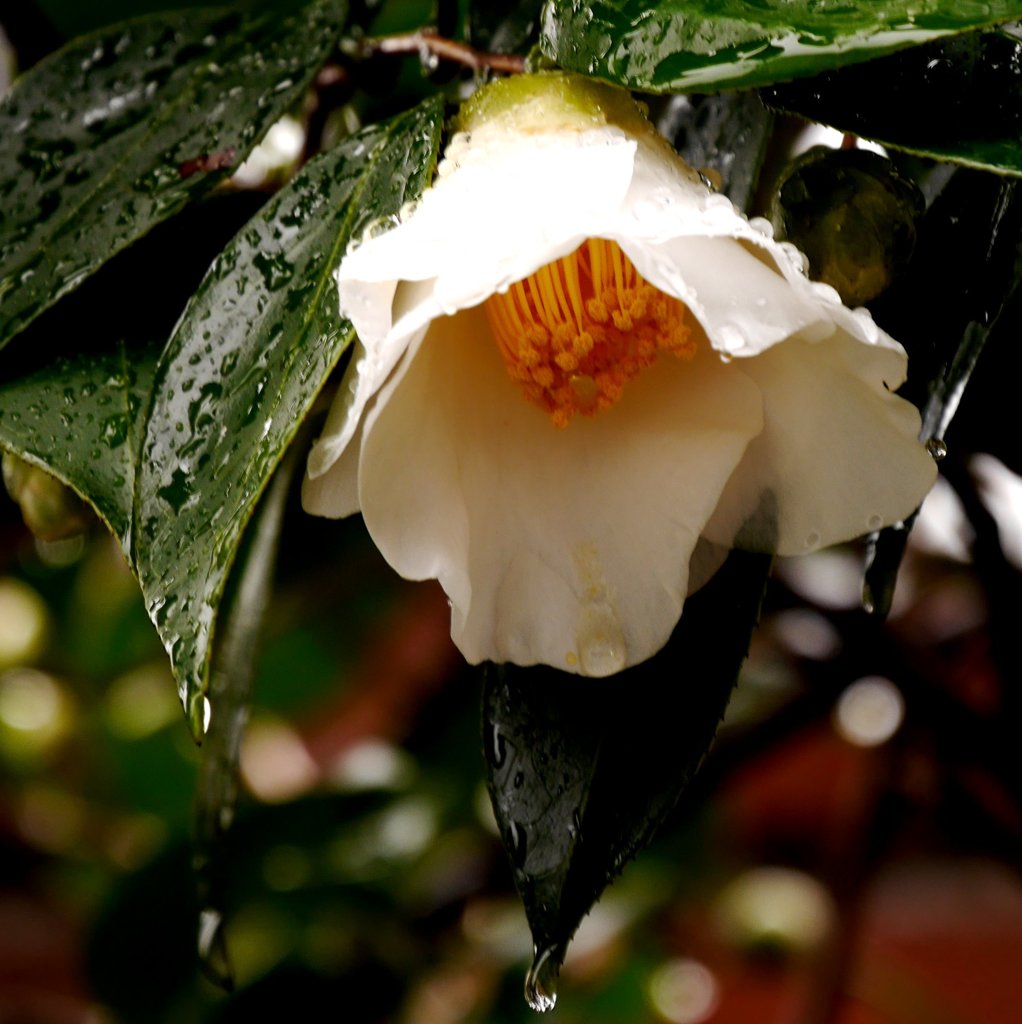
[524,945,561,1013]
[925,437,947,461]
[867,513,884,531]
[849,307,881,344]
[185,690,212,741]
[805,530,822,550]
[716,322,746,354]
[809,280,842,305]
[704,192,732,211]
[197,906,234,989]
[576,611,626,676]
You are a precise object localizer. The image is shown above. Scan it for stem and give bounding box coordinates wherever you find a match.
[361,29,526,74]
[793,744,897,1024]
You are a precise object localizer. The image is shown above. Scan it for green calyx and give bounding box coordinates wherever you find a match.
[455,72,655,140]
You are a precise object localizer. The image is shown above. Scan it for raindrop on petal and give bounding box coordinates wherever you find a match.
[576,606,626,676]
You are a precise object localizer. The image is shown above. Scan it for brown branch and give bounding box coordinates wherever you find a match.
[361,29,526,74]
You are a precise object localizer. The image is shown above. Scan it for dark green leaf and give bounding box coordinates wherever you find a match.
[539,0,1022,93]
[483,550,771,1007]
[0,191,267,555]
[0,341,156,548]
[0,0,346,349]
[873,171,1022,405]
[864,174,1022,615]
[468,0,543,54]
[764,31,1022,177]
[194,428,300,990]
[34,0,232,39]
[655,90,774,211]
[133,97,445,735]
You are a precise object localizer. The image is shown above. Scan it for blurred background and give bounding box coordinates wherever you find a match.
[3,368,1022,1024]
[3,3,1022,1023]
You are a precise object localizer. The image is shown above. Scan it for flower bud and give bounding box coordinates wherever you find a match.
[771,147,924,307]
[2,453,92,542]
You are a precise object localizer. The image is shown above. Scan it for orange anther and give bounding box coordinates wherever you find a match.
[484,240,694,426]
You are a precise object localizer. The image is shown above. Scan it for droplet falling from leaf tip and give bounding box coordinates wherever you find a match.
[186,690,213,744]
[197,906,234,990]
[524,945,561,1013]
[862,567,895,619]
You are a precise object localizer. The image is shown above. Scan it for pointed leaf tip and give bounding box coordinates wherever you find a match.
[484,551,771,987]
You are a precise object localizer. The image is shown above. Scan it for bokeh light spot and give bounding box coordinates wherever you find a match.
[0,578,50,669]
[648,958,720,1024]
[834,675,904,747]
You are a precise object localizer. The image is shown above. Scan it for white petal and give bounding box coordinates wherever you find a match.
[609,140,903,362]
[304,311,429,482]
[355,306,763,674]
[608,138,789,252]
[300,75,942,678]
[622,235,834,357]
[309,125,642,486]
[339,127,638,321]
[302,407,364,517]
[702,335,937,555]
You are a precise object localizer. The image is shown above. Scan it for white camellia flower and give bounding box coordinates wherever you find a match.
[303,73,937,677]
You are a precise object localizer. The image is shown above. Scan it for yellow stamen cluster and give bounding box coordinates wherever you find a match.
[484,239,695,427]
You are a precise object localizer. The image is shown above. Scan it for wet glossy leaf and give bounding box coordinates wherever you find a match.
[134,98,445,734]
[765,30,1022,176]
[483,550,771,1001]
[863,174,1022,614]
[468,0,544,53]
[0,342,157,548]
[0,192,266,558]
[34,0,230,39]
[194,433,300,990]
[539,0,1022,93]
[656,90,774,211]
[0,0,346,350]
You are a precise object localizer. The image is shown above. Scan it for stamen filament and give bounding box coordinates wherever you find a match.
[483,239,695,426]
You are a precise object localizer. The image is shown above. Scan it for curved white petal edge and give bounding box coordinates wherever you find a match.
[303,74,937,677]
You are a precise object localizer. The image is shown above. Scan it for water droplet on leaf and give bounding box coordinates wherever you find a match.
[488,723,507,768]
[506,819,528,867]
